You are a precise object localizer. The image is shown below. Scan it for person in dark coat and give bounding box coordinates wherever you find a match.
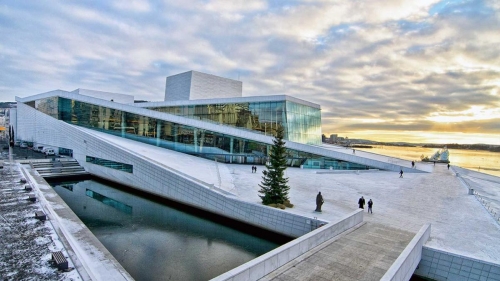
[315,192,324,212]
[358,196,365,209]
[367,199,373,214]
[399,169,404,178]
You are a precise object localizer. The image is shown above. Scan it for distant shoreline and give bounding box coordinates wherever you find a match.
[344,143,500,153]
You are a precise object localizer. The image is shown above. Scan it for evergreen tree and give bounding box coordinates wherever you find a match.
[258,125,290,205]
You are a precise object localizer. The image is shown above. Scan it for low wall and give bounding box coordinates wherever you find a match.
[211,209,364,281]
[21,166,133,281]
[380,224,431,281]
[315,169,380,174]
[415,247,500,281]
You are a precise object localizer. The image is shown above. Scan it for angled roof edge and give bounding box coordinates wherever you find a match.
[133,95,321,109]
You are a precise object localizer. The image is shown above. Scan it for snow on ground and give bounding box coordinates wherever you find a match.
[89,130,500,264]
[227,163,500,263]
[0,162,81,281]
[4,129,499,280]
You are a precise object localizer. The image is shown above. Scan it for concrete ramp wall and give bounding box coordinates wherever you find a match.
[211,209,364,281]
[380,224,431,281]
[415,247,500,281]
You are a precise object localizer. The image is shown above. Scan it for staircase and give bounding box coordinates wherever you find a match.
[31,159,89,178]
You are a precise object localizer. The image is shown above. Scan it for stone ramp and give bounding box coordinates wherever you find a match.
[261,222,415,281]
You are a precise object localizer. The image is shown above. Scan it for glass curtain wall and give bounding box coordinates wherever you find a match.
[147,101,321,145]
[27,97,371,170]
[285,101,321,145]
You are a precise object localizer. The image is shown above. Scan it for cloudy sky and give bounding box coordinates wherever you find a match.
[1,0,499,144]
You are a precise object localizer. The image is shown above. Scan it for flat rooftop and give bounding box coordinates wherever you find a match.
[88,129,500,265]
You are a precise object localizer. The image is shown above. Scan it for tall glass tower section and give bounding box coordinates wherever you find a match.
[143,97,321,145]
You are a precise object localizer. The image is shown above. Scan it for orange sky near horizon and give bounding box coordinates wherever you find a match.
[329,130,500,145]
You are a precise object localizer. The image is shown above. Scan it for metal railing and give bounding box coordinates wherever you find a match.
[473,190,500,225]
[454,168,500,225]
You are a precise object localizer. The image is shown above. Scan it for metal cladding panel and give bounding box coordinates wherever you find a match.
[190,71,242,100]
[164,71,192,101]
[164,71,242,101]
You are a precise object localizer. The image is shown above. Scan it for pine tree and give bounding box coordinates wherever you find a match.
[258,125,290,205]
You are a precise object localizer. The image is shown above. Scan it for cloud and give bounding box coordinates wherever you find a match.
[1,0,499,144]
[111,0,151,12]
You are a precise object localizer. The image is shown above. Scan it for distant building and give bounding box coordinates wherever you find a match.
[329,134,338,143]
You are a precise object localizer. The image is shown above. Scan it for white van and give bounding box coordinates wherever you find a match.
[34,145,44,152]
[45,148,55,156]
[42,147,53,153]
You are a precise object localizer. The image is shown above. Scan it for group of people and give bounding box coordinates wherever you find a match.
[358,196,373,214]
[251,165,258,173]
[315,193,374,214]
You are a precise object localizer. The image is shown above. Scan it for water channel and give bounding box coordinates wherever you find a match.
[49,177,288,281]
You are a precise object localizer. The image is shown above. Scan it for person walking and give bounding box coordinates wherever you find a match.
[358,196,365,209]
[399,169,404,178]
[447,163,450,170]
[367,199,373,214]
[411,161,415,168]
[315,192,324,212]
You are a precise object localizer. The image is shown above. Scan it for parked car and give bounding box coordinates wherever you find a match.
[33,145,44,152]
[45,148,55,156]
[20,142,28,149]
[42,147,54,153]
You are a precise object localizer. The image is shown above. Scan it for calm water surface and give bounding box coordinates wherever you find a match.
[50,179,284,281]
[359,145,500,177]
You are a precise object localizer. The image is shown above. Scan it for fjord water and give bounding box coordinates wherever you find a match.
[50,179,284,281]
[360,145,500,177]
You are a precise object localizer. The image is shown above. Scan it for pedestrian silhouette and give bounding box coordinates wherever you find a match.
[399,169,404,178]
[358,196,365,209]
[315,192,324,212]
[368,199,373,214]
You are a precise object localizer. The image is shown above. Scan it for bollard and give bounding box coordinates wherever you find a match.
[468,188,474,195]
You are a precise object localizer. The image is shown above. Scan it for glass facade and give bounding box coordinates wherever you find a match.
[146,100,321,145]
[27,97,373,170]
[86,156,133,173]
